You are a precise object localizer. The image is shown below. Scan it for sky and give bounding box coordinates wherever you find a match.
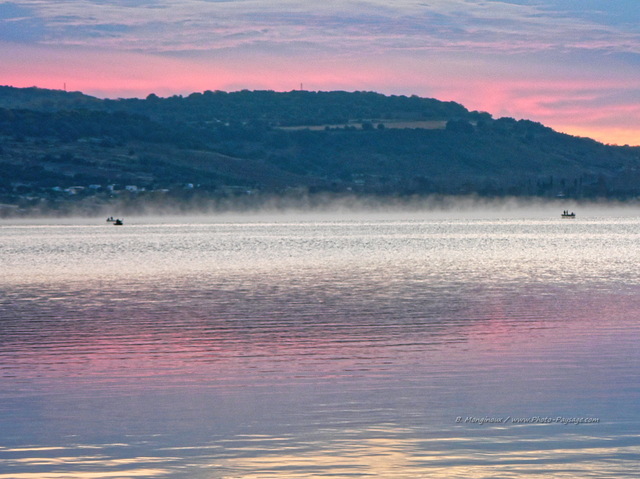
[1,0,639,145]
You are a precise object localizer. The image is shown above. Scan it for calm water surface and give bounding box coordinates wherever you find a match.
[1,215,640,477]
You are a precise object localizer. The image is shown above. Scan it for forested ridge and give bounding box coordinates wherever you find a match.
[1,86,639,216]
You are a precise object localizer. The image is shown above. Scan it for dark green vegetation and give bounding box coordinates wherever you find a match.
[1,86,639,216]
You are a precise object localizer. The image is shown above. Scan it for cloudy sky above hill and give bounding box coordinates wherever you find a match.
[1,0,639,144]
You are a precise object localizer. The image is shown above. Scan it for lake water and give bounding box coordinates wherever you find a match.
[1,212,640,478]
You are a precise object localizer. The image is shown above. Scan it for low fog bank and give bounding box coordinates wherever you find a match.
[3,193,640,224]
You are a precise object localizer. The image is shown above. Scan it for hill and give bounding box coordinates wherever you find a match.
[1,86,639,216]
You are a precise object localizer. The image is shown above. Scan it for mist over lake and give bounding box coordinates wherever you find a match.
[2,208,639,478]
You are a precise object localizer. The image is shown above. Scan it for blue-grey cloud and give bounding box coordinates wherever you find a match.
[0,2,47,42]
[10,0,638,57]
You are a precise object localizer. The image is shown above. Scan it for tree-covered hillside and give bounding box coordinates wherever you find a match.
[1,86,639,216]
[0,86,478,126]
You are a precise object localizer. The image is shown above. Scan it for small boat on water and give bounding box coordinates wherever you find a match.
[114,219,123,225]
[106,216,116,222]
[561,210,576,218]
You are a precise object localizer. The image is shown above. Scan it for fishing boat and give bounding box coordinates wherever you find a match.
[561,210,575,218]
